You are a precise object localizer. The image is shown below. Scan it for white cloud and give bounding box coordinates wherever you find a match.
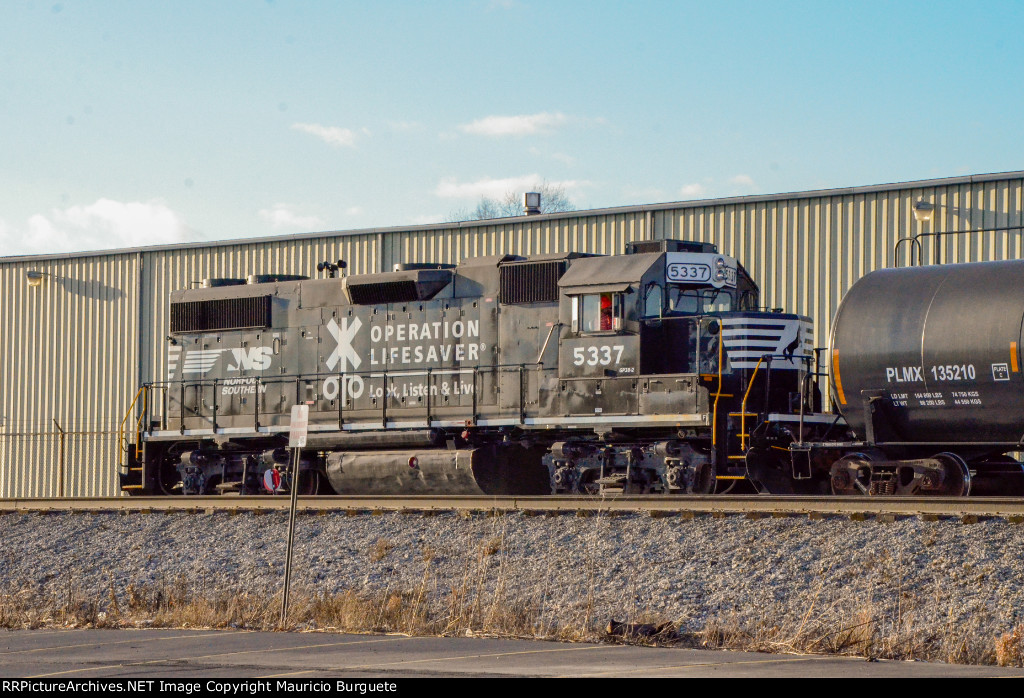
[435,175,589,202]
[258,204,324,230]
[435,174,544,199]
[291,122,364,147]
[459,112,569,137]
[730,174,756,188]
[345,206,363,216]
[680,183,707,198]
[0,199,195,255]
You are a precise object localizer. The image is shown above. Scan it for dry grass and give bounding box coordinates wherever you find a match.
[4,516,1024,669]
[1,573,1021,667]
[996,625,1024,666]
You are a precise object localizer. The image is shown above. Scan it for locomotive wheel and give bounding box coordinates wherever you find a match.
[159,459,183,495]
[690,459,716,495]
[295,470,331,495]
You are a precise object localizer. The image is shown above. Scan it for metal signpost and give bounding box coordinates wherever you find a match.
[279,404,308,628]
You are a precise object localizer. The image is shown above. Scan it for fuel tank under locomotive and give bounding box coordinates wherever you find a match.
[828,259,1024,494]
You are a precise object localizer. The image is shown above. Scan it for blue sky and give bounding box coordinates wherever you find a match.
[2,0,1024,255]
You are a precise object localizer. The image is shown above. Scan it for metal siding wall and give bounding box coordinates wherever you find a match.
[2,174,1023,496]
[0,255,139,497]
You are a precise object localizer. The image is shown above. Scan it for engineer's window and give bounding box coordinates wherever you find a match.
[573,293,622,333]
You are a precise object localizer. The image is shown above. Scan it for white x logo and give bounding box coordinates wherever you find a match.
[326,317,363,371]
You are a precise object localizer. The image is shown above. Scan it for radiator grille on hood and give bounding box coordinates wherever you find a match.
[347,280,421,305]
[170,296,272,334]
[499,260,565,304]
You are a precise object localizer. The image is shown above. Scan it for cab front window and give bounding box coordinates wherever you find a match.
[667,287,733,315]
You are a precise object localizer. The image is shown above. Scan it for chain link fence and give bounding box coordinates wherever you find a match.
[0,427,122,497]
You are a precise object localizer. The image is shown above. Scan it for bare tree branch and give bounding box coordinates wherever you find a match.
[447,180,576,221]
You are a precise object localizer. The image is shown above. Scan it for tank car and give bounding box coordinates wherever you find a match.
[119,239,826,496]
[821,260,1024,496]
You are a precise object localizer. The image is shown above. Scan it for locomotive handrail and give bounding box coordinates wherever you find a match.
[153,362,557,433]
[738,356,767,453]
[117,385,147,467]
[132,387,148,462]
[798,348,828,443]
[711,329,724,448]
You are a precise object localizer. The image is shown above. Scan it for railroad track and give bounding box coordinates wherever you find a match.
[3,495,1024,520]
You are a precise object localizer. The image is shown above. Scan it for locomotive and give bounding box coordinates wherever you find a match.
[118,240,1024,498]
[119,239,824,497]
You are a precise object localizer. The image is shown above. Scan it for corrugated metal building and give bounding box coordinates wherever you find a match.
[3,170,1023,496]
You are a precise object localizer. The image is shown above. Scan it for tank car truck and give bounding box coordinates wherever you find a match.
[118,239,830,497]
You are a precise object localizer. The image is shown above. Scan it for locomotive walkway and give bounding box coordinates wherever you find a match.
[4,495,1024,521]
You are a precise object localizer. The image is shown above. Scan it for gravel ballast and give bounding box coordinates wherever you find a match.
[3,509,1024,664]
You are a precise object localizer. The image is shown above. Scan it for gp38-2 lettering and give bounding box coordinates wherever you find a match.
[573,345,625,367]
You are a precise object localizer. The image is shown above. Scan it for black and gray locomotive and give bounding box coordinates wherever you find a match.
[121,239,829,497]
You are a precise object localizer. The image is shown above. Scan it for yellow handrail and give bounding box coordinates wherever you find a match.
[712,331,724,447]
[118,386,147,467]
[739,356,766,453]
[132,387,149,461]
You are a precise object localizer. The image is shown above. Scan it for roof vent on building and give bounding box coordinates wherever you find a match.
[524,192,541,215]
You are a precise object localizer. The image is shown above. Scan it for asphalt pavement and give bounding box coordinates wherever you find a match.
[0,629,1018,678]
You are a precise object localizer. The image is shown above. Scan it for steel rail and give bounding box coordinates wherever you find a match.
[2,495,1024,519]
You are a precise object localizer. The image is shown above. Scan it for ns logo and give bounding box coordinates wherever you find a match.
[227,347,272,372]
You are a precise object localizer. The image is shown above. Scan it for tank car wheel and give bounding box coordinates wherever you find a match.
[830,451,880,495]
[931,452,971,497]
[968,456,1024,496]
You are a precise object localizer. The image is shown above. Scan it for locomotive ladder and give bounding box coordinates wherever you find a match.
[707,333,748,480]
[117,385,150,490]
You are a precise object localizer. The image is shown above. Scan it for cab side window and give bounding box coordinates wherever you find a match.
[572,293,622,333]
